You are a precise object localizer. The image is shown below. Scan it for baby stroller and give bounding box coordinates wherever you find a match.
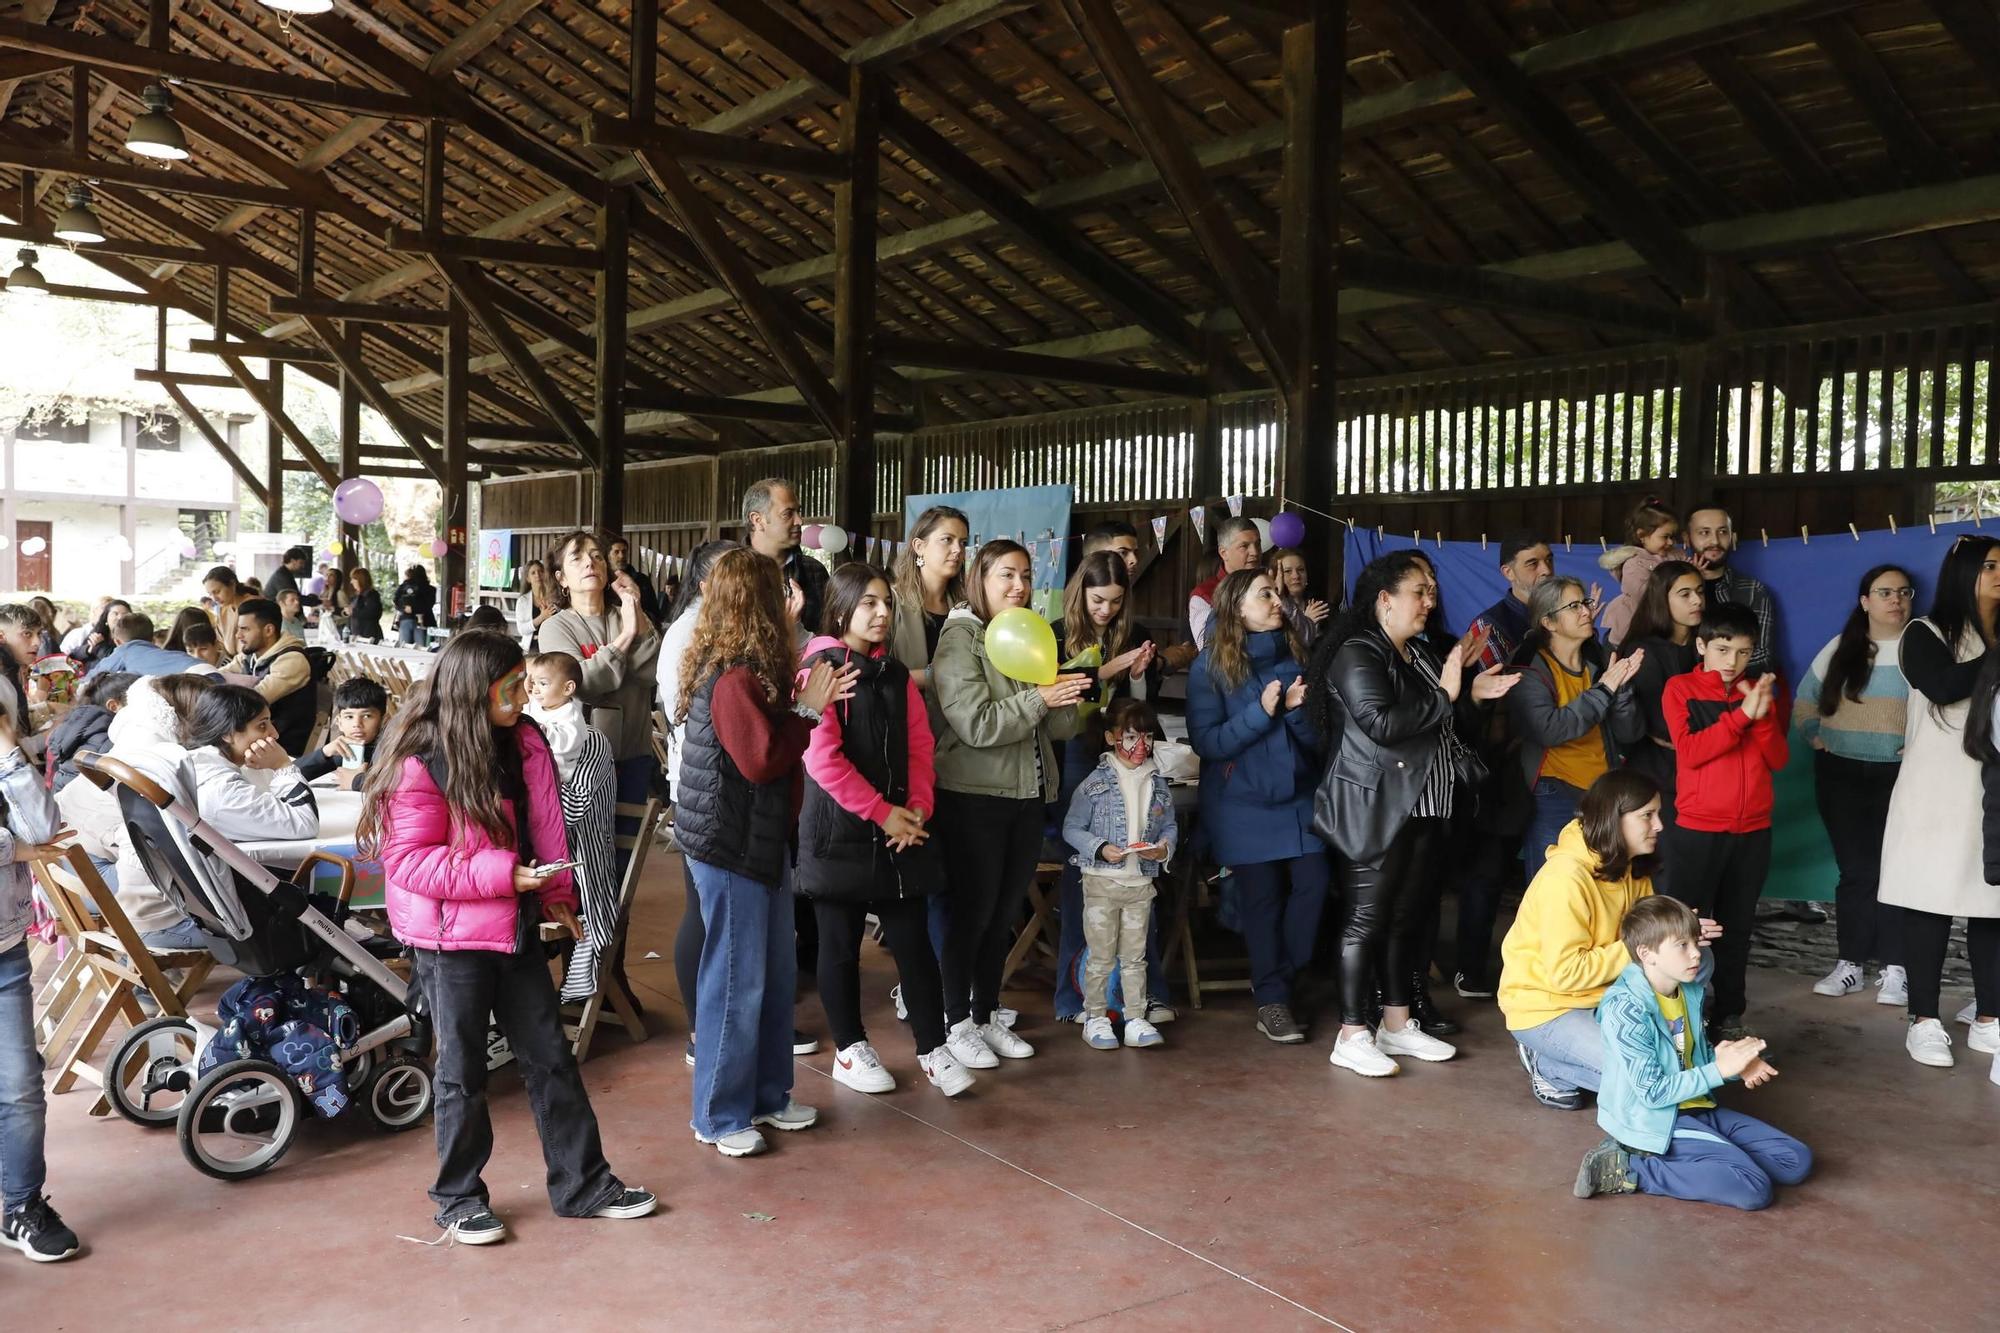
[77,753,433,1181]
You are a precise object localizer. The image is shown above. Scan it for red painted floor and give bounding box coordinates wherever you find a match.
[13,852,1998,1330]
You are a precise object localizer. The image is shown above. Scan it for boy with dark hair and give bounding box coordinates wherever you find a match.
[47,671,136,791]
[95,614,200,677]
[1082,520,1141,580]
[299,676,386,789]
[1661,603,1790,1040]
[1575,894,1810,1210]
[181,622,223,668]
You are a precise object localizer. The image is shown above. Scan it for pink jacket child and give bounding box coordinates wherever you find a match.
[1598,545,1667,647]
[378,718,577,953]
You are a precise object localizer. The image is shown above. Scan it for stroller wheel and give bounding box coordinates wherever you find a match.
[360,1056,433,1132]
[177,1059,303,1181]
[104,1016,199,1128]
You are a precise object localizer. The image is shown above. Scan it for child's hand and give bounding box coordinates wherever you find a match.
[333,767,367,792]
[512,863,552,894]
[325,737,353,759]
[1099,843,1128,864]
[880,805,928,848]
[1715,1036,1767,1078]
[1740,1056,1779,1089]
[1137,843,1169,862]
[546,901,582,940]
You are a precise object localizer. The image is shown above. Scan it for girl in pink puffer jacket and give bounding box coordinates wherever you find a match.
[358,630,654,1246]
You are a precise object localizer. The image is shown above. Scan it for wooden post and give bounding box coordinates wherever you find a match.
[1280,10,1342,574]
[338,328,361,577]
[443,297,470,613]
[595,191,630,534]
[834,64,880,547]
[265,363,284,535]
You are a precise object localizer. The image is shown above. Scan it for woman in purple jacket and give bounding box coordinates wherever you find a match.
[358,630,655,1247]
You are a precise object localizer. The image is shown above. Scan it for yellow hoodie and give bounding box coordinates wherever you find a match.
[1497,820,1654,1032]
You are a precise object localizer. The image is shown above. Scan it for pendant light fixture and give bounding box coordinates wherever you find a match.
[6,248,49,295]
[52,182,105,245]
[125,83,191,161]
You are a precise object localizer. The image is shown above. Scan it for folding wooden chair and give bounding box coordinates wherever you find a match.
[1000,861,1066,991]
[32,847,216,1115]
[545,798,662,1060]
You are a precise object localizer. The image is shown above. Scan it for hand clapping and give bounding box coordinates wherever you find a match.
[1038,673,1091,709]
[1736,673,1776,720]
[798,660,860,714]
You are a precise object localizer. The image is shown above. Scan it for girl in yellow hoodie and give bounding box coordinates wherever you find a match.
[1499,770,1664,1111]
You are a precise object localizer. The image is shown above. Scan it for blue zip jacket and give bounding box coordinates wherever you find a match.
[1062,751,1176,877]
[1187,629,1324,867]
[1595,959,1730,1155]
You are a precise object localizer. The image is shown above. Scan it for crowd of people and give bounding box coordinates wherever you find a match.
[2,482,1994,1260]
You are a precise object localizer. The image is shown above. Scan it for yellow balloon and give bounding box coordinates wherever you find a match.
[986,607,1059,686]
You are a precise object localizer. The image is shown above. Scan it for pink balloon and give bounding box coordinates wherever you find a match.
[1269,511,1306,549]
[429,538,450,557]
[800,523,823,550]
[333,477,384,526]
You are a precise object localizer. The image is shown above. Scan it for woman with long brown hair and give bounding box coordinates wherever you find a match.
[360,630,655,1243]
[675,549,853,1156]
[889,504,970,731]
[1187,568,1327,1046]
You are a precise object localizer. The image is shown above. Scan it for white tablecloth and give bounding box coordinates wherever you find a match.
[242,787,364,866]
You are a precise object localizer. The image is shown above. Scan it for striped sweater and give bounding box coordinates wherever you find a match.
[1793,634,1907,764]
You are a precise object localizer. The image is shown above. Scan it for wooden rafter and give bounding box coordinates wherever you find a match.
[158,381,270,508]
[876,335,1203,397]
[431,255,601,467]
[219,356,343,491]
[297,317,451,484]
[1341,252,1711,339]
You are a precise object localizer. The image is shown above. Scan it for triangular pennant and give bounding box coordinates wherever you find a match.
[1226,494,1244,518]
[1190,508,1206,544]
[1151,514,1169,552]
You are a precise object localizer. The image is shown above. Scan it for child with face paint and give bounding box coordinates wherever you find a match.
[1061,697,1177,1050]
[357,631,656,1245]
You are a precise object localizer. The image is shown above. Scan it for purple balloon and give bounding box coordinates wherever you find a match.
[333,477,384,526]
[1269,511,1306,549]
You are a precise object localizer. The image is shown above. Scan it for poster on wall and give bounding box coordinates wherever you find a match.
[1345,520,1990,902]
[904,484,1073,619]
[478,528,515,590]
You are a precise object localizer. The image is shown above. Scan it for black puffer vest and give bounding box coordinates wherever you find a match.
[675,666,793,884]
[795,645,944,903]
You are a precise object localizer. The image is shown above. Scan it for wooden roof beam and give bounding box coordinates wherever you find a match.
[266,295,453,328]
[0,223,214,266]
[0,17,444,119]
[297,317,452,484]
[381,227,603,271]
[158,380,270,508]
[185,336,338,365]
[581,114,846,181]
[430,256,601,468]
[877,333,1205,397]
[0,145,298,209]
[218,357,343,491]
[1340,250,1711,339]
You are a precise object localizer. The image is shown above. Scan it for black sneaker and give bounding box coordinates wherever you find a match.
[446,1208,507,1246]
[1255,1003,1306,1044]
[1410,975,1461,1036]
[1573,1137,1636,1199]
[591,1187,659,1220]
[791,1030,819,1056]
[1,1195,80,1263]
[1518,1043,1583,1111]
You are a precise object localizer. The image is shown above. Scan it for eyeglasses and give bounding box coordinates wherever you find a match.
[1554,597,1600,616]
[1869,586,1916,600]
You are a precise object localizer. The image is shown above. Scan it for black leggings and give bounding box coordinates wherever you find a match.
[815,897,946,1054]
[1337,817,1445,1027]
[1902,909,2000,1021]
[1813,752,1903,966]
[934,790,1043,1027]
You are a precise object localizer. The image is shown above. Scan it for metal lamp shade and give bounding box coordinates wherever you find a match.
[7,249,48,294]
[52,185,105,244]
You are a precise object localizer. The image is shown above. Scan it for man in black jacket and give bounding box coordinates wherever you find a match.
[263,545,319,611]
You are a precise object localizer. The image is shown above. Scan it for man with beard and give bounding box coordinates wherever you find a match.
[1687,506,1777,675]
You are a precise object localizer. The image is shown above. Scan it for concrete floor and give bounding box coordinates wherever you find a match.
[13,851,1998,1331]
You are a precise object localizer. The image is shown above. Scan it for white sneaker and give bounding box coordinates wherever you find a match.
[979,1019,1034,1059]
[752,1100,819,1132]
[891,984,907,1022]
[1082,1016,1119,1050]
[946,1017,998,1069]
[993,1006,1019,1030]
[831,1041,895,1094]
[1375,1021,1457,1063]
[1329,1029,1399,1077]
[1969,1018,2000,1055]
[1122,1017,1164,1048]
[1813,960,1863,997]
[1875,965,1908,1006]
[1907,1018,1954,1068]
[1955,999,1979,1025]
[919,1045,975,1097]
[694,1126,768,1157]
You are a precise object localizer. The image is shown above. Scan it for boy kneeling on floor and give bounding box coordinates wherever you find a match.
[1062,697,1177,1051]
[1576,895,1812,1210]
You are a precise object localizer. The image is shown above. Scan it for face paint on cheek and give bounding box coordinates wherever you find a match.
[490,670,524,717]
[1117,731,1152,764]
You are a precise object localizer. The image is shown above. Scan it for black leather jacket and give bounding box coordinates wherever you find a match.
[1313,625,1484,868]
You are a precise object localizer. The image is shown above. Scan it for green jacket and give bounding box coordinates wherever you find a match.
[890,594,950,743]
[932,607,1078,801]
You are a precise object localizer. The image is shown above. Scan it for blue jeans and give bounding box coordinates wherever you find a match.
[0,941,47,1210]
[687,858,797,1139]
[1513,1006,1604,1092]
[398,616,423,646]
[142,916,209,952]
[1631,1107,1813,1211]
[1524,777,1586,881]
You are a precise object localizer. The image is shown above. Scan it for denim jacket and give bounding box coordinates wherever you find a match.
[0,744,61,952]
[1062,752,1176,877]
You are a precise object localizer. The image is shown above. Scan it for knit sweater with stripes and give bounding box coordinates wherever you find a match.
[1793,634,1907,764]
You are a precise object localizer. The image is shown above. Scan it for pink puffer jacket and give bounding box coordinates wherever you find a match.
[379,720,578,953]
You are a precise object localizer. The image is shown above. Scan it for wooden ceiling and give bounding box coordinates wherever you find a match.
[1,0,1997,475]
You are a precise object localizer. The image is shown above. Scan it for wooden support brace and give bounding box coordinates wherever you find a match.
[159,382,270,508]
[267,295,453,328]
[381,227,602,270]
[220,354,343,491]
[429,255,602,468]
[582,113,847,180]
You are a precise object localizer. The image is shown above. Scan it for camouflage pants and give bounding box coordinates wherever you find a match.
[1079,873,1156,1020]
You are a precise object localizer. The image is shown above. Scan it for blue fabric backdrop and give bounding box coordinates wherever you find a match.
[1343,519,1990,899]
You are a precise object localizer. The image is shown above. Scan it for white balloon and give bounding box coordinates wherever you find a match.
[1251,517,1272,549]
[0,534,9,550]
[19,536,45,556]
[818,526,849,554]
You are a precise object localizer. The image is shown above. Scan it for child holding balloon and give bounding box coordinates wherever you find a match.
[931,539,1087,1068]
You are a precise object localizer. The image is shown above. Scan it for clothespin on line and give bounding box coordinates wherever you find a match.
[1889,515,1899,536]
[1849,523,1861,542]
[1800,525,1810,545]
[1759,528,1769,547]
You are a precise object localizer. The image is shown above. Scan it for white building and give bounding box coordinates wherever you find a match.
[1,404,245,598]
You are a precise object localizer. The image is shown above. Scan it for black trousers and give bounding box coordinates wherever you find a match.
[934,790,1043,1026]
[814,896,947,1054]
[413,945,621,1225]
[1667,826,1773,1021]
[1441,822,1518,988]
[1902,910,2000,1021]
[1337,816,1446,1027]
[1812,752,1903,966]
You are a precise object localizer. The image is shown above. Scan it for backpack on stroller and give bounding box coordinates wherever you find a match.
[78,752,433,1181]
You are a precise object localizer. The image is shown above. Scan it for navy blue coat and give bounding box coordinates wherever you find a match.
[1187,629,1325,867]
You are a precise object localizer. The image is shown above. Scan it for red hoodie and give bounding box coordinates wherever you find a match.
[1661,667,1791,834]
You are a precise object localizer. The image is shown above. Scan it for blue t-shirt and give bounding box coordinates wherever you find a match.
[95,641,203,676]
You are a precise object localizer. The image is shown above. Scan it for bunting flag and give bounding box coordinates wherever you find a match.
[866,536,878,561]
[1190,507,1206,544]
[1151,514,1169,551]
[1226,494,1245,518]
